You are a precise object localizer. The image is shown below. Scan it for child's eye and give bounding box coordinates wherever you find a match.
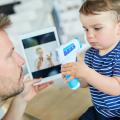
[83,28,88,32]
[94,27,102,31]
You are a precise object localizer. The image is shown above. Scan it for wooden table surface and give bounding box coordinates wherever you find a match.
[25,84,92,120]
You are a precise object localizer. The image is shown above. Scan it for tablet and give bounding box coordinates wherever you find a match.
[19,27,61,83]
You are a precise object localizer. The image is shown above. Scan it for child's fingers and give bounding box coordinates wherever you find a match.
[67,76,75,82]
[62,74,71,84]
[61,67,72,73]
[76,53,84,62]
[61,62,74,69]
[61,64,74,73]
[61,74,65,79]
[64,75,75,84]
[63,77,67,84]
[61,71,72,77]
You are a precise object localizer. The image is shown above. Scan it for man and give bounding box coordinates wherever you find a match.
[0,14,53,120]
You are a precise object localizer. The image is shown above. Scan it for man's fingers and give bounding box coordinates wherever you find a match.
[38,85,49,91]
[34,81,54,91]
[33,78,42,84]
[33,80,54,86]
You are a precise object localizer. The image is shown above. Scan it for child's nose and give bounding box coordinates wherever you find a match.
[87,31,95,41]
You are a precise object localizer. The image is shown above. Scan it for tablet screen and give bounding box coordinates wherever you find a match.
[21,28,61,79]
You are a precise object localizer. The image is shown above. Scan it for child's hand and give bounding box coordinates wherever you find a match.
[61,54,88,81]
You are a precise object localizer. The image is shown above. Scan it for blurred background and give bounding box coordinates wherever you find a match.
[0,0,85,43]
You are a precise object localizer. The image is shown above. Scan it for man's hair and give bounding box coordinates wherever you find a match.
[79,0,120,16]
[0,14,11,29]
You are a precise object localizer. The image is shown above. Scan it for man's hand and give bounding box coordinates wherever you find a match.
[18,76,54,102]
[2,76,53,120]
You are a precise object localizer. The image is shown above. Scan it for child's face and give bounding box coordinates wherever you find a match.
[80,11,120,51]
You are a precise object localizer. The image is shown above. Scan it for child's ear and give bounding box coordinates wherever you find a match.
[117,21,120,36]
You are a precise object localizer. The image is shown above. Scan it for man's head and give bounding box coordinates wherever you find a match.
[79,0,120,51]
[0,14,25,101]
[0,14,11,29]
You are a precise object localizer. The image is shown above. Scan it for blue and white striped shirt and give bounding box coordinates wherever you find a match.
[85,41,120,118]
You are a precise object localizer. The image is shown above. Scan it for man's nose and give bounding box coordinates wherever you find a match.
[16,53,25,66]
